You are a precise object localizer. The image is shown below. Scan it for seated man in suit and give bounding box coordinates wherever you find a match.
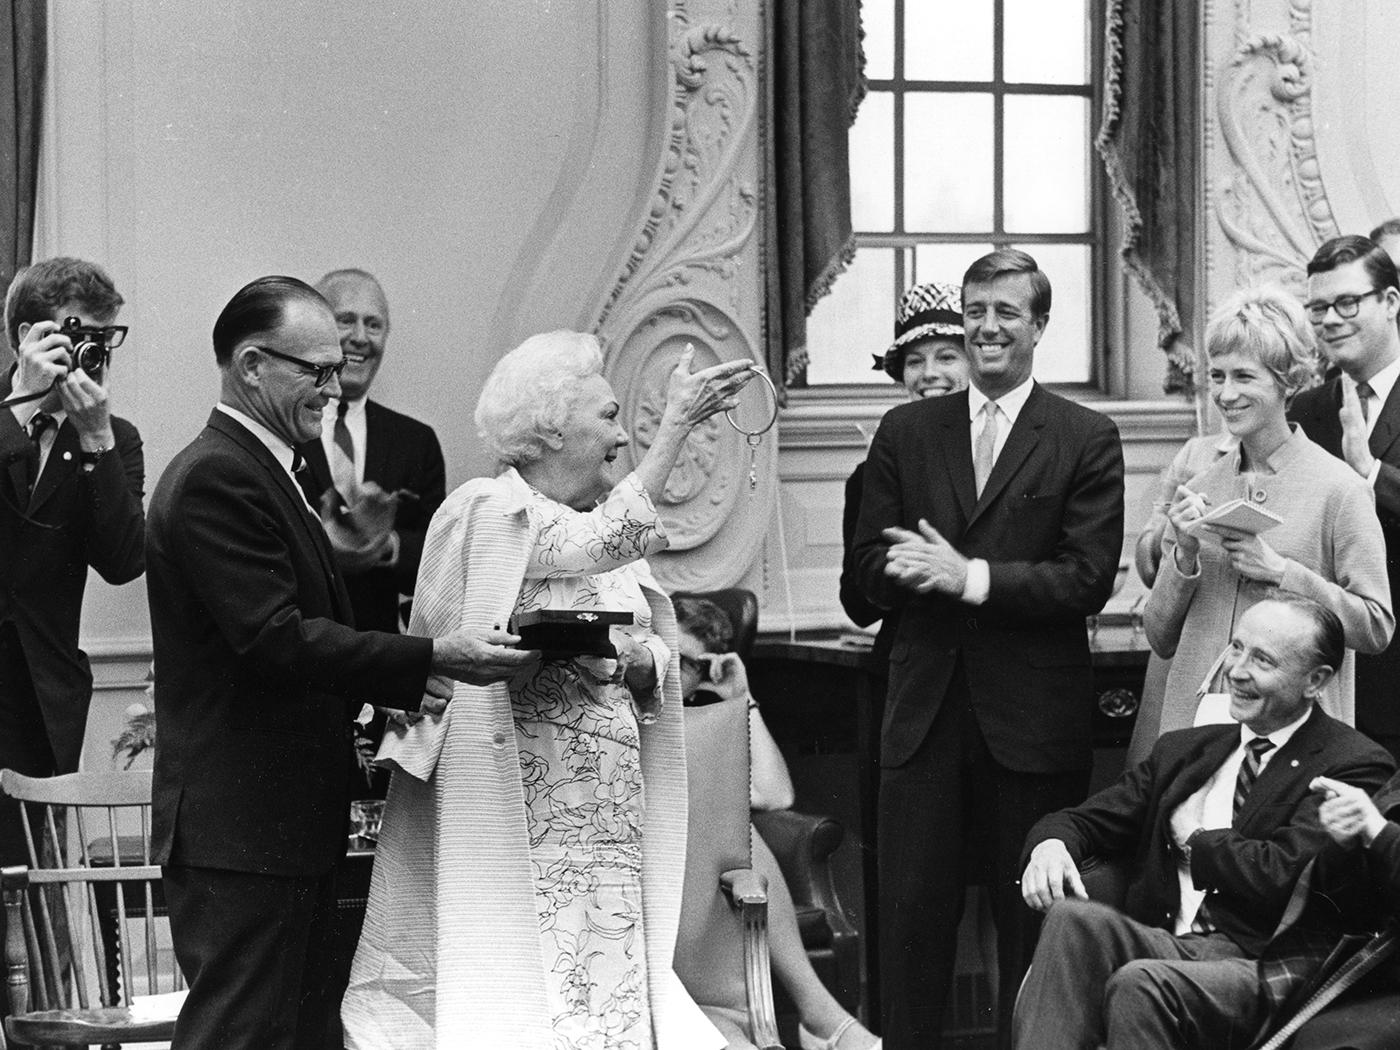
[1014,591,1396,1050]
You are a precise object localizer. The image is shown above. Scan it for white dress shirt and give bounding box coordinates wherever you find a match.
[216,403,316,513]
[960,378,1036,605]
[1172,708,1309,934]
[320,395,368,493]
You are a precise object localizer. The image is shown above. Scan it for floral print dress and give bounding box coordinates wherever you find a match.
[510,475,669,1050]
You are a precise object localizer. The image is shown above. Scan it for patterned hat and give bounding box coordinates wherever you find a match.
[873,281,965,381]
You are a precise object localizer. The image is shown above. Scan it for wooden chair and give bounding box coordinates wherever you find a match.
[1,768,181,1048]
[674,693,782,1050]
[674,588,864,1018]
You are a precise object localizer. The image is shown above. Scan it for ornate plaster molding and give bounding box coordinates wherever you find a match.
[593,0,770,592]
[1212,3,1336,295]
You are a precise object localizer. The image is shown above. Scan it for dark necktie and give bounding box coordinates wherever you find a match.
[25,412,54,494]
[1234,737,1275,820]
[1356,381,1375,424]
[334,400,354,464]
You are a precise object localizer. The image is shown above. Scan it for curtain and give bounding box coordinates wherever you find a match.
[1,0,45,308]
[763,0,865,393]
[1097,0,1199,394]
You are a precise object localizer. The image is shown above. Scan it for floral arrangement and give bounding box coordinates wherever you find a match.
[111,702,157,769]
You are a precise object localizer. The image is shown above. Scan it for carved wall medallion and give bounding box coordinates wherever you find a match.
[1208,0,1337,307]
[593,0,771,591]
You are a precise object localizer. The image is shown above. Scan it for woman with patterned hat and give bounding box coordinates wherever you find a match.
[839,281,970,633]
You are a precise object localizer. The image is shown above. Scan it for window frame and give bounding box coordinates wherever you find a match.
[792,0,1112,398]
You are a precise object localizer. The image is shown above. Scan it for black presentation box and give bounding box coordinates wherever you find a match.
[513,608,635,659]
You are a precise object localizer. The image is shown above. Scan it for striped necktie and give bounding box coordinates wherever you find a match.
[1234,737,1275,820]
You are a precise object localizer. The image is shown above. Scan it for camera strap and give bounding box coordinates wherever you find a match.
[1,377,62,409]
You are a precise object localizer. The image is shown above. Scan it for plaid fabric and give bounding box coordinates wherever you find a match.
[1254,929,1398,1050]
[1257,925,1359,1011]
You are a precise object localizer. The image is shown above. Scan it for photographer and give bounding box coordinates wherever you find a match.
[0,258,145,1014]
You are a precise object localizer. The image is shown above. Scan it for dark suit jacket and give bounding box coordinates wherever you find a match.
[297,399,446,634]
[1024,708,1396,956]
[146,409,433,877]
[1290,377,1400,737]
[850,383,1125,773]
[0,377,145,772]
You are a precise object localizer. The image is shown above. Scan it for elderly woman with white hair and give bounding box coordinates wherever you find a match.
[342,332,756,1050]
[1144,286,1393,738]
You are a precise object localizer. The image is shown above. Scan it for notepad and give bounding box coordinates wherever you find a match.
[1193,498,1283,535]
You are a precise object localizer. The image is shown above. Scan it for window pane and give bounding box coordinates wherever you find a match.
[906,0,992,82]
[1015,242,1091,382]
[912,242,993,290]
[905,93,994,232]
[805,246,899,385]
[1004,96,1089,233]
[1005,0,1090,84]
[862,0,894,80]
[851,91,895,231]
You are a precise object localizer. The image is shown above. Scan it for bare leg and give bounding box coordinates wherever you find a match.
[752,827,878,1048]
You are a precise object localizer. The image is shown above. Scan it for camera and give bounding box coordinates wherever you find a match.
[59,316,115,376]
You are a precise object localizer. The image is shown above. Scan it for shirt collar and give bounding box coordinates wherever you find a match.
[968,376,1035,426]
[216,403,300,475]
[1361,355,1400,407]
[1240,704,1310,753]
[326,395,368,422]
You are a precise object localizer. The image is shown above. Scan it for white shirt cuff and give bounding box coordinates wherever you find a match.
[961,558,990,605]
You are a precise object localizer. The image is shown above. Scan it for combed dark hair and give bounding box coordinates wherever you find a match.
[5,257,124,354]
[212,275,330,365]
[962,249,1052,318]
[673,596,733,653]
[1369,218,1400,243]
[1306,235,1400,293]
[1259,589,1346,672]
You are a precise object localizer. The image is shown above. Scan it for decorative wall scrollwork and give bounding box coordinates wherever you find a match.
[594,0,771,592]
[1214,22,1337,293]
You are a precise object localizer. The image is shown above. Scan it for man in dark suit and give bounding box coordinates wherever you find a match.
[146,275,537,1050]
[1290,234,1400,759]
[1013,594,1395,1050]
[851,249,1125,1048]
[297,269,446,801]
[298,268,445,634]
[0,258,144,1012]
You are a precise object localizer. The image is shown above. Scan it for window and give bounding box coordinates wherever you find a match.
[802,0,1103,388]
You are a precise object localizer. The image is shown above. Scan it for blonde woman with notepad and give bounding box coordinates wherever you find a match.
[1144,286,1393,737]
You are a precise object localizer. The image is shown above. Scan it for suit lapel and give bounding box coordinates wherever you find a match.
[1370,378,1400,461]
[1160,728,1241,816]
[1236,708,1323,829]
[210,411,347,619]
[362,400,391,487]
[25,422,79,514]
[938,392,976,523]
[965,385,1047,531]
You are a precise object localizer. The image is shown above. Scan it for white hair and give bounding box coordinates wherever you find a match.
[475,330,606,468]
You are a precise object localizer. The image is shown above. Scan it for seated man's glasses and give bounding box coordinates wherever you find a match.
[1304,289,1383,323]
[255,346,347,388]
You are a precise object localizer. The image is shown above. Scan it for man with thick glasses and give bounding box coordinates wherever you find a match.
[0,257,144,1021]
[1291,234,1400,761]
[145,275,538,1050]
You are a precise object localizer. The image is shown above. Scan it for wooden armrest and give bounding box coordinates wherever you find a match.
[717,867,781,1050]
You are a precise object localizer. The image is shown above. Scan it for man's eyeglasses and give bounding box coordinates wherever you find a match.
[92,325,128,349]
[255,346,347,388]
[1304,289,1384,323]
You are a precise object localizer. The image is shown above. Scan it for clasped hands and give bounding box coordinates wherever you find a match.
[1165,484,1286,585]
[320,483,401,572]
[882,519,969,597]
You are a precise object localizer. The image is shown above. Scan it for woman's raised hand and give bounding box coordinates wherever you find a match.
[661,344,760,430]
[1165,484,1208,566]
